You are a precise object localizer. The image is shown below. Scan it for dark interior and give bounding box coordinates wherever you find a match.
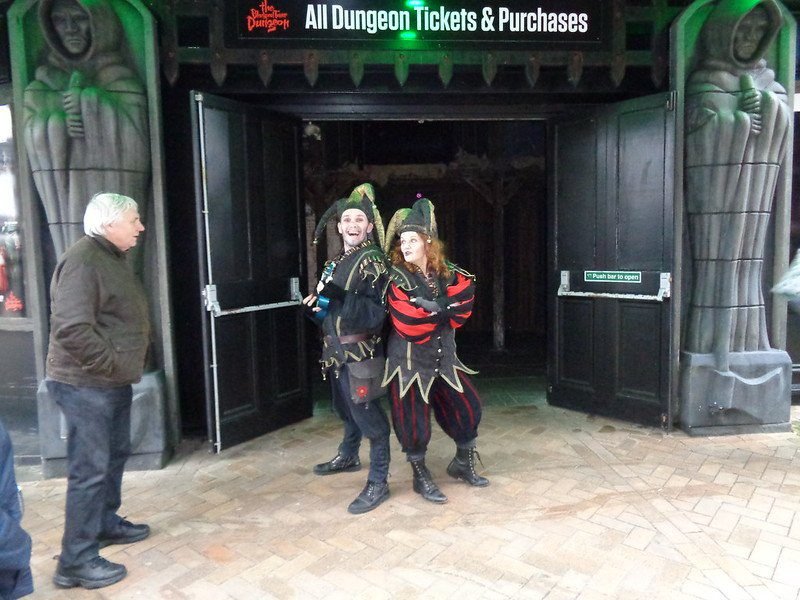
[164,94,549,436]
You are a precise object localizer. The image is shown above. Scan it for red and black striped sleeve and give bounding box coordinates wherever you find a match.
[387,283,438,344]
[444,271,475,330]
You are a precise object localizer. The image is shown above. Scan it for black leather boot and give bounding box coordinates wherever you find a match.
[347,480,390,514]
[313,453,361,475]
[410,459,447,503]
[447,447,489,487]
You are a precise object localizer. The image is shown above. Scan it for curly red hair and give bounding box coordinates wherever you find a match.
[389,234,451,278]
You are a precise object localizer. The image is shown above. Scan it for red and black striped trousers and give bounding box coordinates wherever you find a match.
[388,371,482,458]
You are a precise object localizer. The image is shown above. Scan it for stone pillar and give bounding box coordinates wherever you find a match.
[677,0,795,434]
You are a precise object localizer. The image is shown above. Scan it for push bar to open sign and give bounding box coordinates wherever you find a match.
[584,270,641,283]
[558,271,671,302]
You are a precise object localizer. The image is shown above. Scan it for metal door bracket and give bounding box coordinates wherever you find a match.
[202,284,220,316]
[666,91,676,111]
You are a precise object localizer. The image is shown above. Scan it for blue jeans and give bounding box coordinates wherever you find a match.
[46,380,132,567]
[330,366,390,483]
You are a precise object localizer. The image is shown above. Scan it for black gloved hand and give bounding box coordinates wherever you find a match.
[411,297,440,313]
[435,307,453,323]
[435,297,452,311]
[320,281,347,300]
[302,303,322,325]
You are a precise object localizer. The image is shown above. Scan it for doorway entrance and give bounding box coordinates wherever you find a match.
[167,91,676,452]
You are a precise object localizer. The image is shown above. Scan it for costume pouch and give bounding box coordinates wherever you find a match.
[348,356,387,404]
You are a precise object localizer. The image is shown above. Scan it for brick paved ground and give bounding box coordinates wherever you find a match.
[16,375,800,599]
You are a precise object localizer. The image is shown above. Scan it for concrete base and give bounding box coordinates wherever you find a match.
[37,371,172,479]
[680,350,791,436]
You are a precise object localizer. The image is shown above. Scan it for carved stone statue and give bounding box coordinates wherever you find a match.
[23,0,150,258]
[681,0,792,430]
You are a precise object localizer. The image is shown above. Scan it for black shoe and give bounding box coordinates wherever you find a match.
[53,556,127,589]
[313,454,361,476]
[99,519,151,547]
[447,447,490,487]
[347,480,390,514]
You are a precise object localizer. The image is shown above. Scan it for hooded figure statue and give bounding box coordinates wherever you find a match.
[23,0,150,258]
[684,0,791,371]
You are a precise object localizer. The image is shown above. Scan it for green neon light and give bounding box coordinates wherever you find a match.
[405,0,426,8]
[399,31,418,40]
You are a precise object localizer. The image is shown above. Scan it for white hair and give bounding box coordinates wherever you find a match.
[83,192,139,237]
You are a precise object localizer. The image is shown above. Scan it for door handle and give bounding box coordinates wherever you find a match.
[202,282,302,317]
[557,271,672,302]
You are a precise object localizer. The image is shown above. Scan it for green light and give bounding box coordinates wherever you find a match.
[405,0,426,8]
[399,31,418,40]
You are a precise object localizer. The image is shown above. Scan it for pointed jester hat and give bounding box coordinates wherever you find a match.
[383,195,438,253]
[312,183,385,250]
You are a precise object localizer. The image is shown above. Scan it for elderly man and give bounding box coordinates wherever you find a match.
[46,192,150,589]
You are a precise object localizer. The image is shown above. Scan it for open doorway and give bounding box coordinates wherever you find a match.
[167,95,551,444]
[301,119,548,395]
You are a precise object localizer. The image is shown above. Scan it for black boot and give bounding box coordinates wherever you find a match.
[313,453,361,476]
[347,480,390,514]
[447,447,489,487]
[410,459,447,504]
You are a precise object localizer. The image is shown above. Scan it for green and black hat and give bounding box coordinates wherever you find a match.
[383,196,437,253]
[313,182,385,249]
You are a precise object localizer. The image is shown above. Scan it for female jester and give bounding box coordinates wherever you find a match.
[382,197,489,504]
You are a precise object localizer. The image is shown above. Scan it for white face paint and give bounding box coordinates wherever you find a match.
[399,231,427,270]
[337,208,373,250]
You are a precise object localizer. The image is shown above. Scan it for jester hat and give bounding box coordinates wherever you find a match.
[383,196,438,254]
[313,182,385,250]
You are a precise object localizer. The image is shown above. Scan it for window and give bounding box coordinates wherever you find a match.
[0,105,25,317]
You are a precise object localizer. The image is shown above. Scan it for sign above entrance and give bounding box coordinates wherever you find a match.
[230,1,607,50]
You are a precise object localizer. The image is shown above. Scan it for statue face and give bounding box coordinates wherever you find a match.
[50,0,91,57]
[733,6,770,62]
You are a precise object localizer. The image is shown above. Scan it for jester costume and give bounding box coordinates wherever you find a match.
[382,198,489,504]
[309,183,392,515]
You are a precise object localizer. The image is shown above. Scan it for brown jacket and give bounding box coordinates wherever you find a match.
[46,235,150,387]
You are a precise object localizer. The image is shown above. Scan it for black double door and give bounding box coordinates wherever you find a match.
[549,93,677,427]
[185,89,676,448]
[190,92,310,452]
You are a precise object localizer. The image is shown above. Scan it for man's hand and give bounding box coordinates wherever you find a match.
[302,293,321,312]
